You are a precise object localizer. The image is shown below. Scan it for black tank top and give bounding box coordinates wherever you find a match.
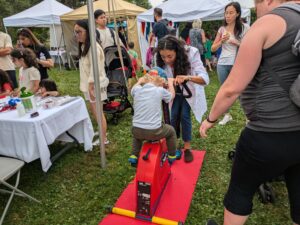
[240,5,300,132]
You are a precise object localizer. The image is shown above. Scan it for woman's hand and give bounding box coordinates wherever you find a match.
[221,32,230,43]
[174,75,189,85]
[199,119,215,138]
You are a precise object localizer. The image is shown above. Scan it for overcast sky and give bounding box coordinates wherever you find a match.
[149,0,163,7]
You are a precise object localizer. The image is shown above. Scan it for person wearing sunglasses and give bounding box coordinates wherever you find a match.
[17,28,54,80]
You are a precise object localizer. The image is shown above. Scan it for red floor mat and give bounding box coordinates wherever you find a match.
[99,150,206,225]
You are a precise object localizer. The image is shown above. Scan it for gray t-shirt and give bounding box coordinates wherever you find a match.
[240,7,300,132]
[131,83,172,129]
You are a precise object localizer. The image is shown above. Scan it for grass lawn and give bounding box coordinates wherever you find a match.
[0,67,291,225]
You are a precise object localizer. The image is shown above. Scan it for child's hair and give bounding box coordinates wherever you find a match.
[10,48,38,68]
[0,69,13,88]
[142,74,165,87]
[39,79,58,91]
[128,42,134,49]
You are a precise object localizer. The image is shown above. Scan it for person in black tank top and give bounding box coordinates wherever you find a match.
[200,1,300,225]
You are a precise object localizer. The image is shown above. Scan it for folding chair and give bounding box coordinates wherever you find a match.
[0,157,40,225]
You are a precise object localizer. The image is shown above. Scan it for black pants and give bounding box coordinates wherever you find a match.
[224,127,300,223]
[6,70,18,89]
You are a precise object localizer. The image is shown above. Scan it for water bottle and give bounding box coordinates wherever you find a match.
[16,102,26,117]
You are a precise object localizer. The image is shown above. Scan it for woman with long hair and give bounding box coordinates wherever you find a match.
[156,35,209,163]
[211,2,249,125]
[74,19,109,144]
[17,28,54,80]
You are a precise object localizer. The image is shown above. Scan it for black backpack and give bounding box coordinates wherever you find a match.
[96,27,116,48]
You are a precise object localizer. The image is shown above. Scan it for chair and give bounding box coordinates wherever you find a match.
[0,157,40,225]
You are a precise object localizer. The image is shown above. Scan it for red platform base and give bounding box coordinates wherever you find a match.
[99,150,206,225]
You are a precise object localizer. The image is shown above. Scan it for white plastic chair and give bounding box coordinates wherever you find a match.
[0,157,40,225]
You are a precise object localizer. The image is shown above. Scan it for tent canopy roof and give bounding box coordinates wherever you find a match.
[3,0,72,27]
[60,0,146,21]
[137,0,250,22]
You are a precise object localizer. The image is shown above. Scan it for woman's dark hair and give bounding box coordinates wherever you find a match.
[39,79,57,91]
[224,2,244,40]
[180,22,192,41]
[156,35,191,76]
[75,19,90,58]
[0,69,13,88]
[10,48,38,68]
[17,28,43,51]
[75,19,101,58]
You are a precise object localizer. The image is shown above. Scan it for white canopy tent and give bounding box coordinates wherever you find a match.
[3,0,72,51]
[137,0,251,67]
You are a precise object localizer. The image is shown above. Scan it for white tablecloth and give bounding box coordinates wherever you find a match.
[0,97,94,172]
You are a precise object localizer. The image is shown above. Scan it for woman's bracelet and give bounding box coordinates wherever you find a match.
[206,115,218,123]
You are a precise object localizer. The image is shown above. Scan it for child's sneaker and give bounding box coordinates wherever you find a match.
[128,155,138,167]
[168,154,176,165]
[175,149,182,160]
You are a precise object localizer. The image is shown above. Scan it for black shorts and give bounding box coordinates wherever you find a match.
[224,127,300,223]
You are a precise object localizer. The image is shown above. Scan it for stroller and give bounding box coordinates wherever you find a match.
[103,45,134,124]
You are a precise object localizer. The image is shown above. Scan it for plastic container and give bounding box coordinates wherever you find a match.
[16,102,26,117]
[21,95,36,113]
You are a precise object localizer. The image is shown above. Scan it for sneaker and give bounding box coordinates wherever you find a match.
[168,154,176,165]
[175,149,182,160]
[206,219,219,225]
[128,155,138,166]
[184,149,193,163]
[218,113,233,125]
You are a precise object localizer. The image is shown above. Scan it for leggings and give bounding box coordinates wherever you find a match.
[224,127,300,223]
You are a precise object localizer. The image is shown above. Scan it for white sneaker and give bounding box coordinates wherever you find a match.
[218,113,233,125]
[92,138,109,146]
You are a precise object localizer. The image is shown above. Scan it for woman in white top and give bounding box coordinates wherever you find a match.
[211,2,249,125]
[156,35,209,163]
[10,48,40,94]
[74,19,109,144]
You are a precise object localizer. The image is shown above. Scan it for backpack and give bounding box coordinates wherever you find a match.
[96,27,116,48]
[160,19,176,36]
[264,3,300,108]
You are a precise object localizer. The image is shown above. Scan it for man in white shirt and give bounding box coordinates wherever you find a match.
[94,9,124,50]
[0,31,17,88]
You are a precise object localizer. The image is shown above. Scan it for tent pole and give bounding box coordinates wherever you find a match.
[87,0,106,169]
[4,26,8,33]
[52,24,62,70]
[111,0,128,89]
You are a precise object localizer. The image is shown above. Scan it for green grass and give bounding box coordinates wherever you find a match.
[0,68,291,225]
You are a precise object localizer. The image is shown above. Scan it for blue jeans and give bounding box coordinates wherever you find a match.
[171,95,191,142]
[217,64,233,85]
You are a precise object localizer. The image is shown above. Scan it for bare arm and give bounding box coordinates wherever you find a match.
[200,14,286,137]
[0,47,12,56]
[42,91,59,97]
[201,30,206,44]
[37,58,54,68]
[211,30,229,52]
[167,78,175,99]
[31,80,40,94]
[175,75,206,85]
